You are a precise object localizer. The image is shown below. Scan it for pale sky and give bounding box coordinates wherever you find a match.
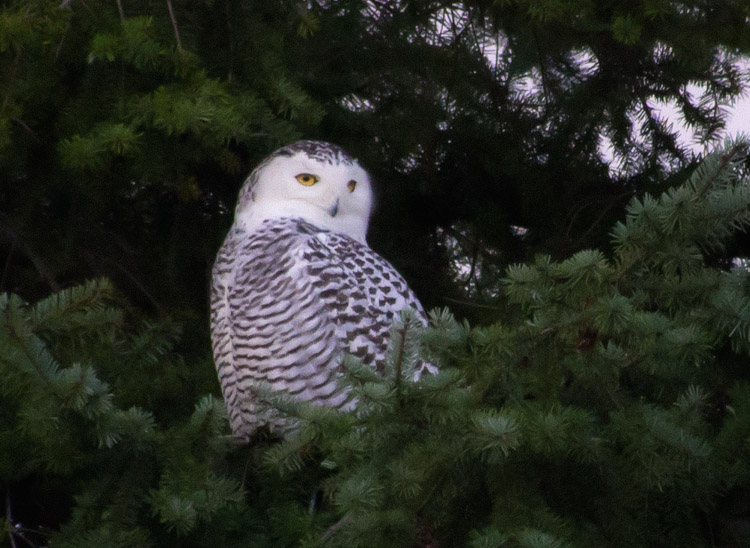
[651,92,750,155]
[600,82,750,175]
[725,97,750,138]
[650,55,750,154]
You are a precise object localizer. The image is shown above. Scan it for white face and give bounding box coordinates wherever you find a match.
[235,150,373,242]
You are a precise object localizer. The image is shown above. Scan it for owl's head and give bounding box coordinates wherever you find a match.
[234,141,373,242]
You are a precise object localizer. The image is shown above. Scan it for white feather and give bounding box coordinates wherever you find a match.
[234,151,372,242]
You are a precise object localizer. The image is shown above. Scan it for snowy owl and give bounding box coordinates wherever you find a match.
[210,140,426,440]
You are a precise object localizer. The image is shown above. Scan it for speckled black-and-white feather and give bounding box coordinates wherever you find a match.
[210,141,426,440]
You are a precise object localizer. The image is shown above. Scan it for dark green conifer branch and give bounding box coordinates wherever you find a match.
[257,140,750,547]
[2,1,750,545]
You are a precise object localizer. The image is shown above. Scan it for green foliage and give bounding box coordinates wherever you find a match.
[2,0,749,322]
[2,0,750,546]
[2,145,750,546]
[0,279,280,546]
[257,142,750,547]
[611,15,643,45]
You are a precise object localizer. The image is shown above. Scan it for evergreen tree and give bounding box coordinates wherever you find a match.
[2,1,750,546]
[265,140,750,547]
[3,142,750,547]
[1,0,748,320]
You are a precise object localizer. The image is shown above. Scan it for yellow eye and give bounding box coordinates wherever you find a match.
[296,173,318,186]
[347,180,357,193]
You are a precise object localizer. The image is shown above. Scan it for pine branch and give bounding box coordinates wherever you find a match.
[6,490,17,548]
[0,235,15,292]
[0,217,60,292]
[393,319,408,386]
[321,514,350,543]
[11,118,34,137]
[224,0,233,82]
[0,43,21,120]
[165,0,182,52]
[441,296,505,311]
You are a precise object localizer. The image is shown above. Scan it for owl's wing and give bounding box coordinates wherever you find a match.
[300,229,426,372]
[210,221,425,439]
[211,224,345,438]
[211,226,257,438]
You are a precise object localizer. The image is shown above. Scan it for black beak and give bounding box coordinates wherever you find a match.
[328,198,339,217]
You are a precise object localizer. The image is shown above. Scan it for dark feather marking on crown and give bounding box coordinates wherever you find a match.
[274,140,356,165]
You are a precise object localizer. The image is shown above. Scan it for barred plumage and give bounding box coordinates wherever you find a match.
[210,141,425,440]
